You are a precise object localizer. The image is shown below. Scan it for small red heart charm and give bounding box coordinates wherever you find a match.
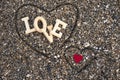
[73,53,83,64]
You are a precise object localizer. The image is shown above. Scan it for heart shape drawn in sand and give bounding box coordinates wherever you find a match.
[64,45,97,73]
[14,3,79,58]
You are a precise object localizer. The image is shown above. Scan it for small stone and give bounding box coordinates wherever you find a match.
[106,4,109,8]
[26,74,31,77]
[84,42,90,47]
[57,55,60,58]
[54,56,57,58]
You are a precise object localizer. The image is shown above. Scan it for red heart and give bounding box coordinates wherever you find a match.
[73,53,83,64]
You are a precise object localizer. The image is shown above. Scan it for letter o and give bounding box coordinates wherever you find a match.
[34,16,47,33]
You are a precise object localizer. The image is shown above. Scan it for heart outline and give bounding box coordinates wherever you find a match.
[64,45,97,73]
[14,3,79,58]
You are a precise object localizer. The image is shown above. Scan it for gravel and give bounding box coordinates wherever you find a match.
[0,0,120,80]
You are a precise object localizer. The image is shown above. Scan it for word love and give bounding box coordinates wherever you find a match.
[21,16,68,43]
